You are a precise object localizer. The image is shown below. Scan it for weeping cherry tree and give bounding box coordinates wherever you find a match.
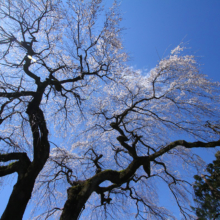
[0,0,220,220]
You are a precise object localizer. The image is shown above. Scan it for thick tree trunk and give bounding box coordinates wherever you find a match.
[1,151,49,220]
[60,181,94,220]
[1,174,36,220]
[60,161,142,220]
[1,102,49,220]
[1,160,49,220]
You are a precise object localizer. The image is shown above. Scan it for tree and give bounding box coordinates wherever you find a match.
[192,150,220,220]
[0,0,219,220]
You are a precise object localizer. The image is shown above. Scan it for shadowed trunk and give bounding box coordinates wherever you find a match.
[60,181,94,220]
[1,168,39,220]
[1,100,50,220]
[60,160,142,220]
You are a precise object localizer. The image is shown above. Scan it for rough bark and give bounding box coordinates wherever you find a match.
[60,160,142,220]
[60,182,93,220]
[1,168,39,220]
[1,92,50,220]
[59,139,220,220]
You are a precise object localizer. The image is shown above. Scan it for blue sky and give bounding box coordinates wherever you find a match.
[119,0,220,160]
[118,1,220,218]
[1,0,220,219]
[120,0,220,85]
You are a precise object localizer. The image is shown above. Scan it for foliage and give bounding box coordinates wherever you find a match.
[0,0,220,220]
[192,151,220,220]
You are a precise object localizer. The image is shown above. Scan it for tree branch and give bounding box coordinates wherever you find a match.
[0,152,30,162]
[0,91,35,98]
[150,139,220,160]
[0,162,19,177]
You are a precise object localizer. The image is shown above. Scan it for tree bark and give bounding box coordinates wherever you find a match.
[1,153,49,220]
[1,171,36,220]
[60,160,142,220]
[1,102,50,220]
[60,181,94,220]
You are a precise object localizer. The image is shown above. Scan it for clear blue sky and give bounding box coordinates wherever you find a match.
[1,1,220,219]
[120,0,220,84]
[119,0,220,160]
[118,1,220,218]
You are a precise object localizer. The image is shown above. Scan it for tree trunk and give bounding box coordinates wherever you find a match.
[1,104,49,220]
[60,181,94,220]
[1,174,36,220]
